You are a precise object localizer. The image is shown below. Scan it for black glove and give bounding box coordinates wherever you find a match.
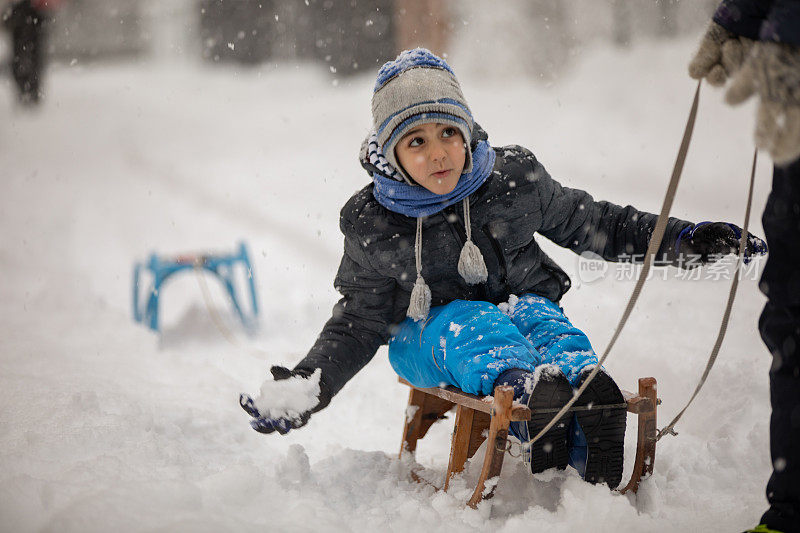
[676,222,767,264]
[239,366,329,435]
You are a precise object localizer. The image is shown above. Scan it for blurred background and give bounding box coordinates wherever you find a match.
[2,0,720,87]
[1,2,777,532]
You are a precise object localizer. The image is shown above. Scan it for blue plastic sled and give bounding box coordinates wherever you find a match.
[132,242,259,333]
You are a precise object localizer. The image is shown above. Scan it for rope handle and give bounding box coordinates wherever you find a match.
[194,265,270,360]
[656,147,759,441]
[194,265,245,348]
[527,79,703,447]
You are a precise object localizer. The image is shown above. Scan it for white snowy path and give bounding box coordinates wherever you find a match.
[0,40,777,532]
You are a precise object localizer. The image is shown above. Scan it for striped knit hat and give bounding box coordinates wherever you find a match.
[371,48,474,184]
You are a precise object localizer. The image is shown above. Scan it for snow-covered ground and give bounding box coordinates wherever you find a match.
[0,38,778,532]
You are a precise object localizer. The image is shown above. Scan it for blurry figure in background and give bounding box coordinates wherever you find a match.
[689,1,800,532]
[393,0,450,56]
[1,0,60,106]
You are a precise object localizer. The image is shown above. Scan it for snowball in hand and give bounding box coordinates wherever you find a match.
[252,369,321,421]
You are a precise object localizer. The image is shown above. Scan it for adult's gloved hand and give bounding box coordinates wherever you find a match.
[689,21,753,86]
[239,366,328,435]
[676,222,767,265]
[725,41,800,165]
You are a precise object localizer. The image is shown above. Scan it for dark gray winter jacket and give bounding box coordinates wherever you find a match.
[295,128,692,408]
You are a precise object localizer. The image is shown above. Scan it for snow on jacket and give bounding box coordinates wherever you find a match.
[295,126,693,407]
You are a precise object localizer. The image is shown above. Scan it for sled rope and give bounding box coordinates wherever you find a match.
[656,148,758,441]
[527,80,703,447]
[194,263,251,349]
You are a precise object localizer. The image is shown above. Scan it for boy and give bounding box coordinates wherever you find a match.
[241,48,766,488]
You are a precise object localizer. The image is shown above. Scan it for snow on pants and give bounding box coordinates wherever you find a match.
[759,157,800,533]
[388,294,598,396]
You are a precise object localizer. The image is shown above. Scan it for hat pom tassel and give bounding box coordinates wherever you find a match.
[458,240,488,285]
[407,275,431,322]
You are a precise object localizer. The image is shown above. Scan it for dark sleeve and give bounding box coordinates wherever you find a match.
[293,216,396,410]
[713,0,775,40]
[760,0,800,46]
[531,155,692,265]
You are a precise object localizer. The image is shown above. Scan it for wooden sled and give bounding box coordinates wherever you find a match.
[398,376,659,508]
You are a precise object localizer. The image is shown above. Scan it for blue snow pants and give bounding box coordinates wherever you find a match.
[388,294,598,396]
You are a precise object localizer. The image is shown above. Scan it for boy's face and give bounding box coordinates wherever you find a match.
[395,122,466,195]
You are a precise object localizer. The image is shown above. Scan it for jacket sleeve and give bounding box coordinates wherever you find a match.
[760,0,800,45]
[530,153,692,265]
[713,0,800,46]
[713,0,775,40]
[293,214,397,410]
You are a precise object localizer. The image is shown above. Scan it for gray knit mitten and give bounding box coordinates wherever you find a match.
[726,42,800,165]
[689,22,753,86]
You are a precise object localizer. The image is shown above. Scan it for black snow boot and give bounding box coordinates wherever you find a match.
[496,367,574,474]
[573,368,627,489]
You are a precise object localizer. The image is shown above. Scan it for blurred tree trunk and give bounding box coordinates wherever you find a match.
[198,0,274,64]
[393,0,451,56]
[271,0,316,60]
[48,0,147,60]
[612,0,631,47]
[308,0,395,76]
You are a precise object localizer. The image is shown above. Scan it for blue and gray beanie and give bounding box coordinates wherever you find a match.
[371,48,474,184]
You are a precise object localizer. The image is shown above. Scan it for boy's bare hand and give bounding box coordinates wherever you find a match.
[689,22,753,86]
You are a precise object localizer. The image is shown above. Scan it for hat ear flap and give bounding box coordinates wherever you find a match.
[460,130,474,174]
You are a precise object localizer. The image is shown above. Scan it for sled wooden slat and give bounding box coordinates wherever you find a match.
[620,377,658,494]
[444,405,476,491]
[467,386,514,508]
[399,376,659,508]
[622,393,656,415]
[466,410,491,460]
[397,378,531,421]
[400,387,455,456]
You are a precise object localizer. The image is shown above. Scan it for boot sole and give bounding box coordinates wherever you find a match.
[527,372,573,474]
[574,370,627,489]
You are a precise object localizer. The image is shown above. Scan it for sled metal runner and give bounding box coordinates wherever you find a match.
[398,376,659,508]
